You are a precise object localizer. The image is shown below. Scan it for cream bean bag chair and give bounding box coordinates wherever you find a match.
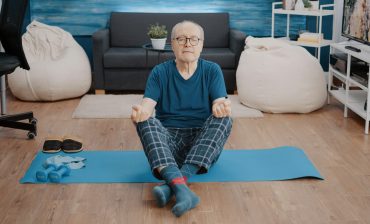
[236,36,327,113]
[8,20,91,101]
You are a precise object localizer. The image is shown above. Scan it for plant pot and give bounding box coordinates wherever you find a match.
[282,0,295,10]
[309,1,319,10]
[151,38,167,50]
[294,0,304,10]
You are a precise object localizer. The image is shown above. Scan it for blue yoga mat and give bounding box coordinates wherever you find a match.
[20,146,323,184]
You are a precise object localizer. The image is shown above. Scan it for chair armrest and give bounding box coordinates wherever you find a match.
[229,29,247,65]
[92,29,110,90]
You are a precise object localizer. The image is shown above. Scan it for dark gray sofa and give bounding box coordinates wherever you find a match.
[92,12,246,93]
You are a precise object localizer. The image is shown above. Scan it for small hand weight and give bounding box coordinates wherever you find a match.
[48,165,71,183]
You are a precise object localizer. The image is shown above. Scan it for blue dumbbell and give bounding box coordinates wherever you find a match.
[36,164,58,182]
[48,165,71,183]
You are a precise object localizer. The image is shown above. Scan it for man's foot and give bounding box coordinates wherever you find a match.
[158,166,200,217]
[152,184,173,207]
[171,184,200,217]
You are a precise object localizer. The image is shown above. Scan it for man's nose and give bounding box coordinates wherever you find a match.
[184,38,192,47]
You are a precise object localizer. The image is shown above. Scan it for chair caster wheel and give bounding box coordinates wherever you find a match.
[29,118,37,124]
[27,131,36,139]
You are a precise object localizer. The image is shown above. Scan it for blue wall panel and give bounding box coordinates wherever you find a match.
[27,0,326,69]
[30,0,305,37]
[306,0,333,71]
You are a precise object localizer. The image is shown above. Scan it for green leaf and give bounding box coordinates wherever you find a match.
[147,23,168,39]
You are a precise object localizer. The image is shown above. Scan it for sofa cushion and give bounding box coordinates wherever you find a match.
[110,12,229,48]
[104,47,170,68]
[104,47,235,69]
[201,48,236,69]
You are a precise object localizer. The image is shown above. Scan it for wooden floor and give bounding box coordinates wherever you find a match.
[1,93,370,224]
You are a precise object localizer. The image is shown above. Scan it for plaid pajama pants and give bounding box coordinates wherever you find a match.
[136,115,233,179]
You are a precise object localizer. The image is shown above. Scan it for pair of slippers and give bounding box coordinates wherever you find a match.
[42,136,83,153]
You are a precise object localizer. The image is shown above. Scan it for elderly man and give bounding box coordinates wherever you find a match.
[131,20,232,217]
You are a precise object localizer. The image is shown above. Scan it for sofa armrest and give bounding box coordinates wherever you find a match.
[92,29,110,90]
[229,29,247,66]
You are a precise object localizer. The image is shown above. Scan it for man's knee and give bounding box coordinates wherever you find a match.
[136,117,161,132]
[207,115,233,131]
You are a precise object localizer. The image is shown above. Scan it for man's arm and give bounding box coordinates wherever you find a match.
[131,97,157,123]
[212,97,231,118]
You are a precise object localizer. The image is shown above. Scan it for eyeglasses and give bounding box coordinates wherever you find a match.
[174,36,202,46]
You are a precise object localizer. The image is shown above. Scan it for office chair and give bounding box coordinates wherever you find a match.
[0,0,37,139]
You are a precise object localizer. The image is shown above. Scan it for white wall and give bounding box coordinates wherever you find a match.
[333,0,347,42]
[333,0,342,42]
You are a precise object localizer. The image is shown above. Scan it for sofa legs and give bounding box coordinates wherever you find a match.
[95,90,106,95]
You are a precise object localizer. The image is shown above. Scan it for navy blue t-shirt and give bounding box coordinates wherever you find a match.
[144,58,227,128]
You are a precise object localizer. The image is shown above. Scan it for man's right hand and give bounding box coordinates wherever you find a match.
[131,105,151,123]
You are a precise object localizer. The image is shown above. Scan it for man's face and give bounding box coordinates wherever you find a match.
[171,23,203,64]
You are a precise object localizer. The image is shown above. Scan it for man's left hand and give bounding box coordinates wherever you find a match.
[212,99,231,118]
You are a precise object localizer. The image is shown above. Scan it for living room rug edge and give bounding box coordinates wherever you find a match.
[72,94,263,119]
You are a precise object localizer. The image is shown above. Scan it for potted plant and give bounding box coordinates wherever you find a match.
[147,23,168,50]
[302,0,313,10]
[294,0,305,10]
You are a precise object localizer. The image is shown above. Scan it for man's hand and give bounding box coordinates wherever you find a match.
[131,104,151,123]
[131,98,157,124]
[212,99,231,118]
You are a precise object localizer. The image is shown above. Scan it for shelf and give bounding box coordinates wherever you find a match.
[329,89,346,104]
[330,89,368,119]
[330,42,370,63]
[329,66,359,88]
[348,77,368,91]
[273,8,334,16]
[329,67,346,81]
[278,37,333,47]
[271,2,334,60]
[328,41,370,134]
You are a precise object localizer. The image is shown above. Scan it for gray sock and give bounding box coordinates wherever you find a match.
[154,166,200,217]
[152,164,200,207]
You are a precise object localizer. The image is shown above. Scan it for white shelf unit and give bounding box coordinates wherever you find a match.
[328,42,370,134]
[271,2,334,60]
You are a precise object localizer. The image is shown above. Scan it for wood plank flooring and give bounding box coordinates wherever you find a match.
[0,93,369,224]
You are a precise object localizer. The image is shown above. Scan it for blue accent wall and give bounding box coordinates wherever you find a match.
[29,0,304,37]
[24,0,332,71]
[306,0,334,71]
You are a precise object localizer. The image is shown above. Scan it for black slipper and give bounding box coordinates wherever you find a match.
[42,137,63,153]
[62,137,83,153]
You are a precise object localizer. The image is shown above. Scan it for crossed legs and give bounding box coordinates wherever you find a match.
[136,115,232,216]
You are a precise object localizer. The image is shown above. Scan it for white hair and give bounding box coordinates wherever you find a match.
[171,20,204,40]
